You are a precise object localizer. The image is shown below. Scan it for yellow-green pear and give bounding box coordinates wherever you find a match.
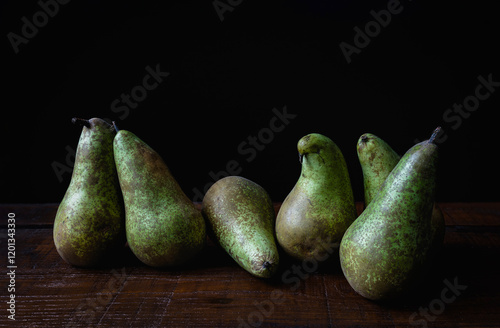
[276,133,356,262]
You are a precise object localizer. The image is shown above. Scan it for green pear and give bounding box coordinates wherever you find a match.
[357,133,400,206]
[201,176,279,278]
[276,133,356,262]
[53,118,125,267]
[113,124,205,267]
[357,133,445,250]
[340,127,442,300]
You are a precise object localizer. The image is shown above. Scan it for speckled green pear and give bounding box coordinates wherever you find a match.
[357,133,401,206]
[276,133,356,262]
[53,118,125,267]
[340,127,442,300]
[113,125,205,267]
[357,132,445,252]
[201,176,279,278]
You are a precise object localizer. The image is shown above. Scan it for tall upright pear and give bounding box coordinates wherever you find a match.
[113,124,205,267]
[357,133,445,249]
[276,133,356,262]
[340,128,441,300]
[53,118,125,267]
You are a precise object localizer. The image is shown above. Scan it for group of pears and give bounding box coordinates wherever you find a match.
[54,117,443,301]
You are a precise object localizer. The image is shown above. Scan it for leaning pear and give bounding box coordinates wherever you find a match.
[340,127,442,300]
[113,124,205,267]
[202,176,279,278]
[357,132,445,251]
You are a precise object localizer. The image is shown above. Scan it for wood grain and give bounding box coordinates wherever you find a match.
[0,203,499,327]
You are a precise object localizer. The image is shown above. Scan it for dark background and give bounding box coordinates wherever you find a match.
[1,0,498,204]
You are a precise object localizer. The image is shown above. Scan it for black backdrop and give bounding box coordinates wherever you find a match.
[1,0,498,203]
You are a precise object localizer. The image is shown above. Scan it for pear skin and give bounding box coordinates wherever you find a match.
[202,176,279,278]
[276,133,356,262]
[53,118,125,267]
[113,126,205,267]
[357,133,400,206]
[340,128,441,300]
[357,132,445,250]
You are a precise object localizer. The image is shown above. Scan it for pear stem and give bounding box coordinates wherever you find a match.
[428,126,442,144]
[71,118,91,128]
[112,121,120,133]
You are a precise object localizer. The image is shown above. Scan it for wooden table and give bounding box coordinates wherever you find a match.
[1,203,499,327]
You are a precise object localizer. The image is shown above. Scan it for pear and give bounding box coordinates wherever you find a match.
[356,133,400,206]
[357,133,445,250]
[53,118,125,267]
[276,133,356,262]
[201,176,279,278]
[113,124,205,267]
[340,127,442,300]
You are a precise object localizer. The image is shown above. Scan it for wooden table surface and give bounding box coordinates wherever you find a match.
[1,202,499,328]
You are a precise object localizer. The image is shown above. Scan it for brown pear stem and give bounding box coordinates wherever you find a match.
[71,118,91,128]
[428,126,442,144]
[112,121,120,133]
